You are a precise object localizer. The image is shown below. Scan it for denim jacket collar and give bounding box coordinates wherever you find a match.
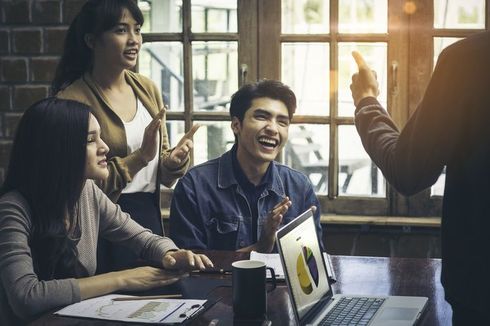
[217,149,286,198]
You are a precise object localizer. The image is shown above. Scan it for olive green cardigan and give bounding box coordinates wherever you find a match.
[57,70,189,203]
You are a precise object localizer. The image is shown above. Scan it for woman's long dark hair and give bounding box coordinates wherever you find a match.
[1,98,90,280]
[51,0,144,95]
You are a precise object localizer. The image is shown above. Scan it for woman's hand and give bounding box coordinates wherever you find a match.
[167,124,201,168]
[116,266,184,292]
[162,249,214,271]
[78,266,185,299]
[139,109,165,163]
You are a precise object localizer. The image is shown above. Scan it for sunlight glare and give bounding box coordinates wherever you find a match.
[403,1,417,15]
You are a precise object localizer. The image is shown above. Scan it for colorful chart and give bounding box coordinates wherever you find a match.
[296,245,320,295]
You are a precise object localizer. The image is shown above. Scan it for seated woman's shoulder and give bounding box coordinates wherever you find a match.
[0,190,32,224]
[0,190,27,207]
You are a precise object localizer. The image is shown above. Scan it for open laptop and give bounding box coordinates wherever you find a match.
[276,209,428,326]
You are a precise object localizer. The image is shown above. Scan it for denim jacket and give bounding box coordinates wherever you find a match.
[169,149,323,251]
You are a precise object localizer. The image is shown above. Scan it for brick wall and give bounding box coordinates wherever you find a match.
[0,0,85,183]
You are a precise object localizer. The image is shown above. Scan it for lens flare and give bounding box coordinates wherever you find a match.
[403,1,417,15]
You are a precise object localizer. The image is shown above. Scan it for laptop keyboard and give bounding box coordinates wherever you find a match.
[318,296,385,326]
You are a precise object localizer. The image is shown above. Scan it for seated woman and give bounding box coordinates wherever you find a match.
[0,98,213,325]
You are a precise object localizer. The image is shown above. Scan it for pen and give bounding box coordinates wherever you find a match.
[190,269,232,275]
[111,294,183,301]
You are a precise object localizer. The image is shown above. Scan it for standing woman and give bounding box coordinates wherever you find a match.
[0,98,212,325]
[52,0,196,271]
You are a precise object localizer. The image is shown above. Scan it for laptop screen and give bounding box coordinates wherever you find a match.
[276,209,331,320]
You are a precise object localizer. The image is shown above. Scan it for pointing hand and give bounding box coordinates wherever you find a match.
[350,51,380,106]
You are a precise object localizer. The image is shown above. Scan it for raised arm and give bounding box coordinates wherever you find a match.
[350,50,455,195]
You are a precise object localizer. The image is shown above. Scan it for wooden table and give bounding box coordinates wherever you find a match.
[29,251,451,325]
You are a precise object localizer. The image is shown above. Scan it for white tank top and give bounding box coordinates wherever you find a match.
[121,99,158,193]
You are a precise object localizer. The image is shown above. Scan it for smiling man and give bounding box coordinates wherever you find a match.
[169,80,323,252]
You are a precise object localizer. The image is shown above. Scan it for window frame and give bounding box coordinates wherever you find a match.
[141,0,489,219]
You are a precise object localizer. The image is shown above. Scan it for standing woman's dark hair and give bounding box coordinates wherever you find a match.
[1,98,90,280]
[51,0,144,94]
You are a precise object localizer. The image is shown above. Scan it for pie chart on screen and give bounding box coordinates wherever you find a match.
[296,245,320,295]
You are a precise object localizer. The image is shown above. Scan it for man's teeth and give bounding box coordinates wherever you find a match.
[258,137,277,147]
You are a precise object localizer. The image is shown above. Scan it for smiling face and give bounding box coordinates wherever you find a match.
[85,114,110,181]
[232,97,290,170]
[87,8,142,72]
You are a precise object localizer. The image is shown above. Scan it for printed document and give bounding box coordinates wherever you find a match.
[55,294,206,324]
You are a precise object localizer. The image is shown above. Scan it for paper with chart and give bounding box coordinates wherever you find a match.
[250,251,336,281]
[55,294,206,324]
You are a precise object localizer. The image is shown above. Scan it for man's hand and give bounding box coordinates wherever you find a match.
[255,197,292,253]
[167,124,201,168]
[162,249,214,271]
[350,51,380,106]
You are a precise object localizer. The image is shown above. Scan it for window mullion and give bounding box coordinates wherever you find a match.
[403,0,434,216]
[258,0,281,79]
[238,0,258,84]
[328,0,339,199]
[387,0,411,216]
[487,0,490,29]
[182,0,194,165]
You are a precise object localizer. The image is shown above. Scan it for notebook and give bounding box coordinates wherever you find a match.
[276,209,428,326]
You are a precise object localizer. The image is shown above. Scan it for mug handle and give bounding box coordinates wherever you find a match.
[266,267,277,292]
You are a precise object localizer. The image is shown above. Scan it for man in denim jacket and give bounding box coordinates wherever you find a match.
[169,80,323,252]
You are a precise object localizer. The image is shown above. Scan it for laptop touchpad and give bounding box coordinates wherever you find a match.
[378,307,418,321]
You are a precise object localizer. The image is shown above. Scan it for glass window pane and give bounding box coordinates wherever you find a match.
[192,0,237,33]
[193,42,238,112]
[431,167,446,196]
[140,42,184,111]
[164,120,185,189]
[338,125,385,197]
[166,121,185,148]
[282,0,329,34]
[139,0,182,33]
[282,43,330,116]
[193,121,235,164]
[434,0,485,29]
[338,42,387,117]
[284,124,329,195]
[431,38,461,196]
[338,0,387,33]
[434,37,461,66]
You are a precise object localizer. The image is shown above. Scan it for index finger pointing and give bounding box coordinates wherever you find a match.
[183,124,201,139]
[352,51,368,69]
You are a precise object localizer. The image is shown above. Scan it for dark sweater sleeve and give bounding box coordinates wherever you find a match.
[354,47,461,196]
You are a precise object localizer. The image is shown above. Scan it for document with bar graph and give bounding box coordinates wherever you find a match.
[55,294,206,324]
